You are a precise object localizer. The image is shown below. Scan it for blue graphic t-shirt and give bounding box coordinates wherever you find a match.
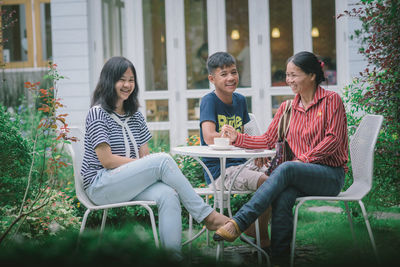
[199,91,250,184]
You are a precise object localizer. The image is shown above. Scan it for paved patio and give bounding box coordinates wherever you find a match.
[191,205,400,266]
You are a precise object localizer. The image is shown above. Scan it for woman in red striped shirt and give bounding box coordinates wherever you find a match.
[214,51,348,263]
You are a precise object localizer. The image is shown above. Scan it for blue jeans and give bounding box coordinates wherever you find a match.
[86,153,214,255]
[233,161,345,256]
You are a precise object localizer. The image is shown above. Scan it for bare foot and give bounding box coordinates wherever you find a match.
[203,211,229,231]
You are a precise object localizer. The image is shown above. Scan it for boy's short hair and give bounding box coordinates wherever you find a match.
[207,52,236,75]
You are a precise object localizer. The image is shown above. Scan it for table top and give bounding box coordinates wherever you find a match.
[171,145,275,158]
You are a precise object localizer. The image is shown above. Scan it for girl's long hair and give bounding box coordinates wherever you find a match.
[91,56,139,115]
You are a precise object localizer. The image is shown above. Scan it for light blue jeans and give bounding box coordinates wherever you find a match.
[86,152,214,255]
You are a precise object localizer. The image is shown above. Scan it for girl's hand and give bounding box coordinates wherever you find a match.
[221,125,238,143]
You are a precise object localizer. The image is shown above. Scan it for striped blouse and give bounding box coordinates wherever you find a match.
[234,86,349,171]
[81,106,152,189]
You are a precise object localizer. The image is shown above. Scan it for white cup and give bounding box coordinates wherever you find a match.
[214,137,230,147]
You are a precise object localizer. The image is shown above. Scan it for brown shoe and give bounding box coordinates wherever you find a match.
[213,219,241,242]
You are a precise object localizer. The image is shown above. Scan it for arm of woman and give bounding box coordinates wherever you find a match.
[95,142,135,169]
[139,143,150,158]
[223,102,288,149]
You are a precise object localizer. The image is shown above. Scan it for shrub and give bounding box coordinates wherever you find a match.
[341,0,400,206]
[0,105,32,206]
[0,188,81,239]
[0,64,77,244]
[175,135,204,188]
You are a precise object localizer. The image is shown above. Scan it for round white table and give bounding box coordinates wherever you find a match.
[171,145,275,213]
[171,145,275,264]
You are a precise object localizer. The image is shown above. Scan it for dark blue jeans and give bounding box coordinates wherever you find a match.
[233,161,345,256]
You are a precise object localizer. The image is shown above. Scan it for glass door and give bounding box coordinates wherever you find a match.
[119,0,345,148]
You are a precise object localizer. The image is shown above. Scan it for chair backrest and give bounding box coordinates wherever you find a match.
[68,127,97,208]
[350,114,383,188]
[244,113,262,136]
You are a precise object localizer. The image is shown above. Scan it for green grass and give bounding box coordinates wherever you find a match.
[1,203,399,266]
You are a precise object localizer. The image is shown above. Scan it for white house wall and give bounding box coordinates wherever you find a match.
[51,0,91,129]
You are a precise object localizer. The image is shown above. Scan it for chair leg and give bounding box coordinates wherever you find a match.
[216,241,224,260]
[80,209,91,235]
[358,200,380,263]
[206,195,209,246]
[100,209,108,234]
[291,200,305,267]
[141,204,160,248]
[77,209,91,247]
[189,213,193,251]
[344,201,357,246]
[254,218,262,265]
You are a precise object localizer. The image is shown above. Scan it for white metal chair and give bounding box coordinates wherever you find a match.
[185,113,270,265]
[290,114,383,267]
[245,113,263,136]
[67,127,159,247]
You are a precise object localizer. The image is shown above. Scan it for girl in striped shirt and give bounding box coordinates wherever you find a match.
[214,51,349,263]
[81,56,228,259]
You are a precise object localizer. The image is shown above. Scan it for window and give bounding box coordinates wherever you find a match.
[312,0,336,85]
[143,0,167,91]
[148,130,170,152]
[245,96,252,113]
[146,99,169,122]
[1,0,33,68]
[185,0,208,89]
[102,0,125,60]
[35,0,52,66]
[270,0,293,87]
[271,95,294,117]
[1,0,52,68]
[226,0,251,88]
[187,98,200,121]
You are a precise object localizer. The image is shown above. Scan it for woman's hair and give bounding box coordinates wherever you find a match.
[91,56,139,115]
[287,51,326,85]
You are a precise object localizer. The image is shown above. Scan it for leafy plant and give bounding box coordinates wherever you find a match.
[0,105,33,206]
[1,188,81,239]
[340,0,400,206]
[0,63,76,244]
[174,135,204,188]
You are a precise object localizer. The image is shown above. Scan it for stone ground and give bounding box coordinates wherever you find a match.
[192,205,400,266]
[194,243,319,266]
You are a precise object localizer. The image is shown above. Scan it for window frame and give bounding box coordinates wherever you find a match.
[0,0,34,68]
[34,0,52,67]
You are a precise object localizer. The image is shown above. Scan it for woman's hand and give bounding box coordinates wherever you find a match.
[221,125,238,144]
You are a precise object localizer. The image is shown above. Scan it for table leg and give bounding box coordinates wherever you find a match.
[219,157,226,214]
[216,157,226,260]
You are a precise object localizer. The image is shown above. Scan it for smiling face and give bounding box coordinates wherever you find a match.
[285,61,316,95]
[208,64,239,96]
[114,67,135,111]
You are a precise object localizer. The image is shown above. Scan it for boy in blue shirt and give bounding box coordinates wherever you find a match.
[200,51,271,251]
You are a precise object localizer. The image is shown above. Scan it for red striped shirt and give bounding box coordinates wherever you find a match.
[235,86,349,171]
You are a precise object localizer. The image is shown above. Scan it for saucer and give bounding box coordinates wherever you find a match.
[209,144,235,150]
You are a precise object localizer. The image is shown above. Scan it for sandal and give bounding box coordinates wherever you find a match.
[213,219,241,242]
